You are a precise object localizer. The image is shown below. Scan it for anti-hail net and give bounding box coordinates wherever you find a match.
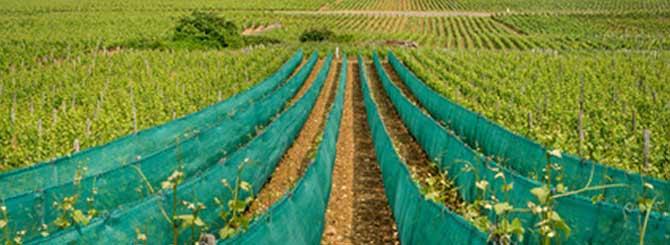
[30,53,333,244]
[0,50,304,198]
[221,55,347,245]
[376,52,670,244]
[387,51,670,211]
[5,52,318,243]
[361,54,488,245]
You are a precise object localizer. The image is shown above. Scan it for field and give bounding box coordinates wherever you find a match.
[1,0,669,244]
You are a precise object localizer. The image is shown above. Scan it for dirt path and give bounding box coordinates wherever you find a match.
[275,10,493,17]
[321,61,355,244]
[241,23,282,36]
[366,63,433,181]
[351,61,399,244]
[287,60,324,106]
[380,63,427,114]
[247,58,337,215]
[322,60,399,244]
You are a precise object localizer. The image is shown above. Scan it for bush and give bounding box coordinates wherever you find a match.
[299,28,335,42]
[173,11,243,48]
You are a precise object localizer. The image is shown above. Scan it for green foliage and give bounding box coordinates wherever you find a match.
[217,163,255,240]
[173,11,243,49]
[0,48,291,170]
[398,48,670,179]
[242,36,282,46]
[299,28,335,42]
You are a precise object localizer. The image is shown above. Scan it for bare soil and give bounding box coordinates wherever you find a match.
[241,23,282,36]
[288,60,325,106]
[378,62,466,212]
[322,61,355,244]
[366,62,434,182]
[350,61,398,244]
[322,60,400,244]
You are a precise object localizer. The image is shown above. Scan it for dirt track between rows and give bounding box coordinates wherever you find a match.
[275,10,493,17]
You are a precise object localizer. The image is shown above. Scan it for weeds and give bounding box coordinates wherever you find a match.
[217,159,255,240]
[449,148,631,244]
[52,165,98,230]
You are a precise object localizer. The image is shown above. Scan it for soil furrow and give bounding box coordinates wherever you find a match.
[377,61,466,212]
[322,60,355,244]
[366,63,433,180]
[350,61,399,245]
[288,59,326,106]
[248,57,339,215]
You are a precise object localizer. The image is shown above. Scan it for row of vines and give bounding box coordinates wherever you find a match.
[0,47,291,170]
[328,0,670,12]
[394,48,670,179]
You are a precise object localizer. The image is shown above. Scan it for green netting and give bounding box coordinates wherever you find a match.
[359,54,488,245]
[4,52,319,243]
[0,50,304,198]
[30,53,334,245]
[374,53,670,244]
[220,55,347,245]
[387,51,670,211]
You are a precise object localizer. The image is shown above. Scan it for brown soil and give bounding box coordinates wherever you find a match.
[288,60,325,106]
[321,60,355,244]
[366,62,432,186]
[350,61,398,244]
[247,58,338,215]
[104,46,123,55]
[377,62,465,211]
[380,63,427,114]
[241,23,282,36]
[279,57,309,89]
[321,59,400,244]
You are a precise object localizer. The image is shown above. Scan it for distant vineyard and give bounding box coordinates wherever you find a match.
[328,0,670,12]
[328,0,462,11]
[395,48,670,178]
[3,9,670,71]
[258,13,670,50]
[0,0,330,12]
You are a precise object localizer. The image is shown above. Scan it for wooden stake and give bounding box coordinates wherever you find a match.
[644,129,650,170]
[579,74,585,155]
[527,112,533,131]
[631,111,636,132]
[86,118,92,137]
[37,118,42,138]
[651,89,657,103]
[74,138,80,153]
[53,108,58,125]
[71,92,76,110]
[144,59,151,78]
[130,85,137,134]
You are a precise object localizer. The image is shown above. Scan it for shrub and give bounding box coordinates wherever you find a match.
[173,11,243,48]
[299,28,335,42]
